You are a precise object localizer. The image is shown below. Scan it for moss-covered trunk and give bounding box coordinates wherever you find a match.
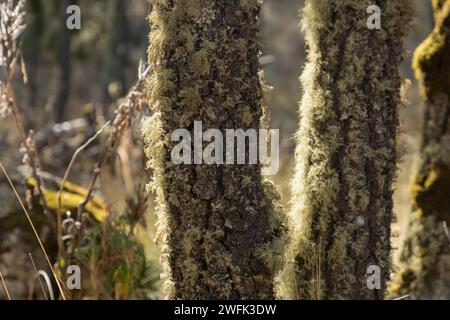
[143,0,286,299]
[280,0,411,300]
[390,0,450,300]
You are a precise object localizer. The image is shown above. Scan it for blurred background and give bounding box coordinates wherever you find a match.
[0,0,435,299]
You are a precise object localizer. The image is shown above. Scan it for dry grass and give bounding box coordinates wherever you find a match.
[56,121,110,259]
[0,0,158,300]
[0,159,67,299]
[0,271,11,300]
[28,253,49,300]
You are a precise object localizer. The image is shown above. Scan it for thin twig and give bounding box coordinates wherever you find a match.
[1,0,52,229]
[0,271,11,300]
[62,61,150,262]
[0,159,66,300]
[318,236,322,300]
[443,222,450,245]
[32,251,71,298]
[28,253,49,300]
[75,62,150,222]
[6,78,53,229]
[56,121,110,259]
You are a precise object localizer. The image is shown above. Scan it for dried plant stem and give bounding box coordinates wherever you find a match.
[56,121,110,259]
[5,85,26,140]
[76,159,104,221]
[0,271,11,300]
[0,159,66,300]
[28,253,49,300]
[75,64,149,223]
[5,79,52,228]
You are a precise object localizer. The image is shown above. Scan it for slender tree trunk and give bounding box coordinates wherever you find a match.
[279,0,411,300]
[101,0,129,109]
[26,0,44,109]
[56,0,71,122]
[390,0,450,299]
[143,0,286,299]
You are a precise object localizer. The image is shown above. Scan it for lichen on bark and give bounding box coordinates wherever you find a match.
[279,0,412,300]
[390,0,450,299]
[143,0,286,299]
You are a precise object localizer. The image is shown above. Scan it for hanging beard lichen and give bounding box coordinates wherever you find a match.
[278,0,412,300]
[390,0,450,300]
[142,0,287,299]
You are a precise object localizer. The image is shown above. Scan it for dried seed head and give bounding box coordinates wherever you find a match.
[0,81,10,118]
[0,0,26,75]
[109,60,150,146]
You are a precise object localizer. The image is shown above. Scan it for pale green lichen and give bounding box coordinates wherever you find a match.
[278,0,412,300]
[190,49,211,77]
[143,0,287,299]
[390,0,450,300]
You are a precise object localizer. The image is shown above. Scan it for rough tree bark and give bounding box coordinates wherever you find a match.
[390,0,450,299]
[143,0,286,299]
[279,0,411,300]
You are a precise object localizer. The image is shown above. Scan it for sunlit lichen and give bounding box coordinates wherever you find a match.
[143,0,287,299]
[278,0,412,300]
[390,0,450,300]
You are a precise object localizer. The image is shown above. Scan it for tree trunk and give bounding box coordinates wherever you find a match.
[55,0,71,122]
[26,0,44,109]
[279,0,411,300]
[390,0,450,300]
[143,0,286,299]
[101,0,130,109]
